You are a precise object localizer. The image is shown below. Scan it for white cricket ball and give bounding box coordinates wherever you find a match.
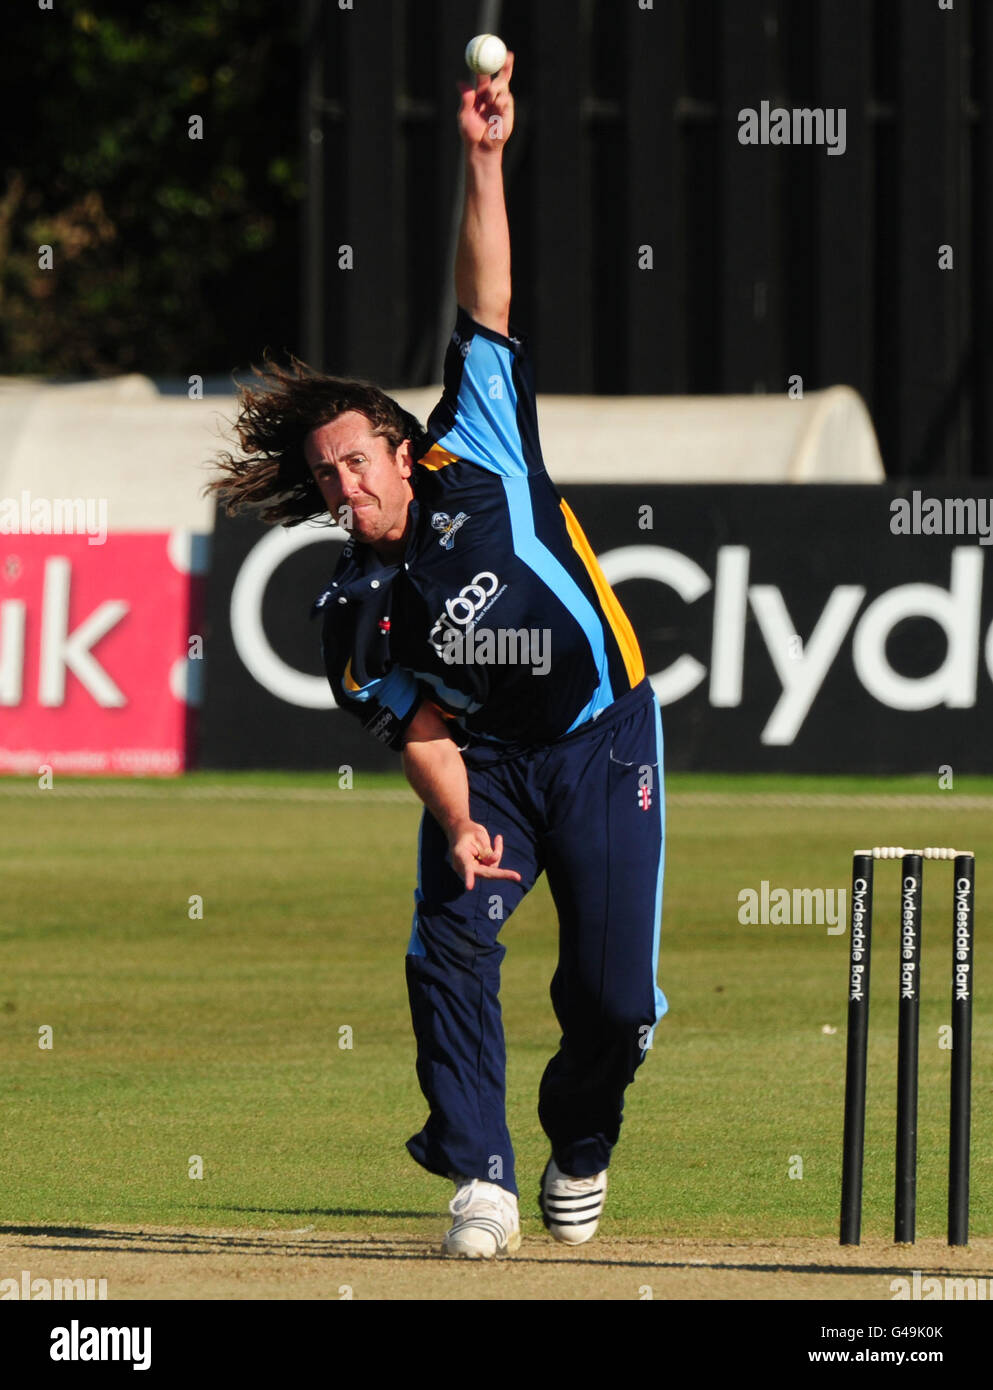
[465,34,507,76]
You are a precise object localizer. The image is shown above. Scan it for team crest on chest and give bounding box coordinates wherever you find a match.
[431,511,470,550]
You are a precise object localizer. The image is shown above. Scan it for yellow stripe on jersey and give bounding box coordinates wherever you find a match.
[558,499,646,688]
[418,444,461,471]
[343,658,361,693]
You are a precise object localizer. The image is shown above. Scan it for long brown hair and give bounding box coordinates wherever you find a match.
[204,353,428,526]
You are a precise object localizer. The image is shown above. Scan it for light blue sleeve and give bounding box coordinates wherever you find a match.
[428,310,538,478]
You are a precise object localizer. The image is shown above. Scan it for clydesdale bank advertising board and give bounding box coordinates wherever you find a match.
[201,484,993,774]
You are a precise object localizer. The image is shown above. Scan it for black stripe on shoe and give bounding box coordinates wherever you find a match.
[451,1218,510,1241]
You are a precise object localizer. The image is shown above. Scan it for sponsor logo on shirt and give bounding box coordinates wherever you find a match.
[429,571,508,656]
[366,708,396,744]
[430,511,470,550]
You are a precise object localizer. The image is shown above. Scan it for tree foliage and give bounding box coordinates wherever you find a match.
[2,0,304,375]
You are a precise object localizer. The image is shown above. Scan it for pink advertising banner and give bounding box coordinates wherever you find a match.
[0,533,202,775]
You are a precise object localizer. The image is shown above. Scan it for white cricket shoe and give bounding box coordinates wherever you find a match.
[539,1158,608,1244]
[442,1176,522,1259]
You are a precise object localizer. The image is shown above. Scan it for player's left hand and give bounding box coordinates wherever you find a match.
[457,51,515,154]
[448,823,522,892]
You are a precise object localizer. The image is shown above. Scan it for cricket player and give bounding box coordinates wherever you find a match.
[208,53,667,1258]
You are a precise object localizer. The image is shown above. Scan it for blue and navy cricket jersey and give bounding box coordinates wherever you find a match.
[311,307,646,752]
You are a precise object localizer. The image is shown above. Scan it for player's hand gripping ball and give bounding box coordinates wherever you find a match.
[457,41,514,152]
[465,34,508,75]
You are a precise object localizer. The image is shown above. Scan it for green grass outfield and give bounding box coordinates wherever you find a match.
[1,770,990,1243]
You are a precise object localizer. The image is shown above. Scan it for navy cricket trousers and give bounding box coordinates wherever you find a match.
[404,677,667,1197]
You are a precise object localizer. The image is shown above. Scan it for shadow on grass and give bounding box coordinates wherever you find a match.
[2,1226,992,1275]
[221,1206,437,1219]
